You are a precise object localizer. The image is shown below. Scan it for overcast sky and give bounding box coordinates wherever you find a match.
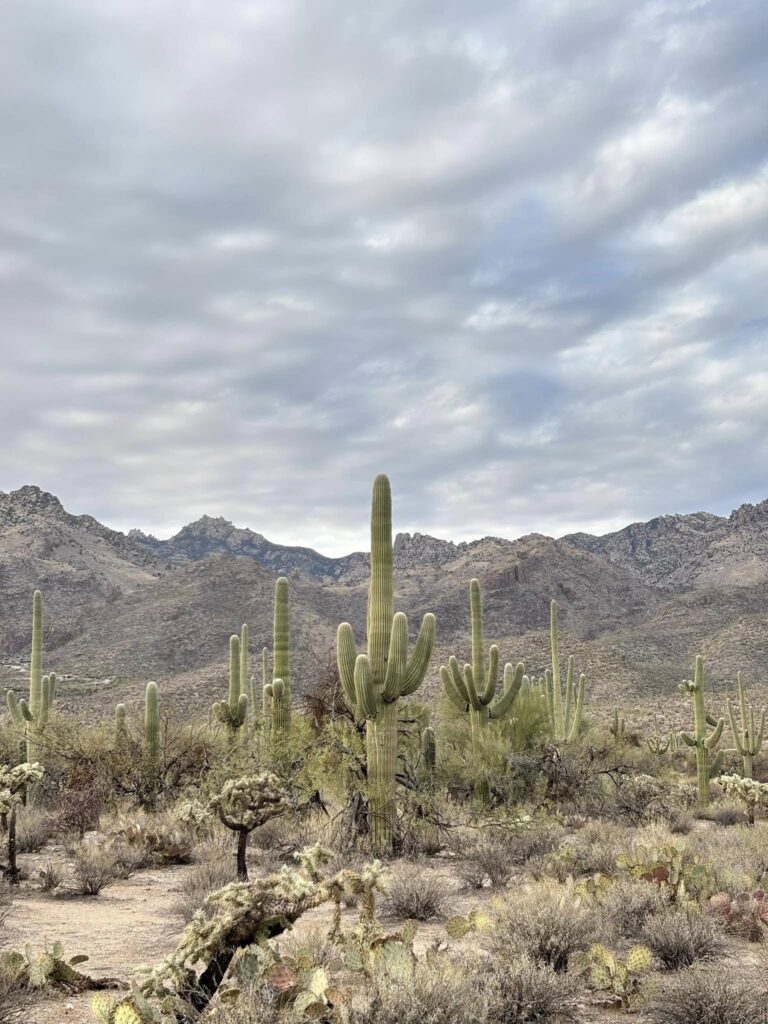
[1,1,767,554]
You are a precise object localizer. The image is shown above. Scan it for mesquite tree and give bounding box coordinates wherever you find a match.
[336,474,436,854]
[209,773,290,880]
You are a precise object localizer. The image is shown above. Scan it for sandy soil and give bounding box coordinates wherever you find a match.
[3,863,191,1024]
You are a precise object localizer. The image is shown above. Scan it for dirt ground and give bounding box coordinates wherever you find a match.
[3,863,191,1024]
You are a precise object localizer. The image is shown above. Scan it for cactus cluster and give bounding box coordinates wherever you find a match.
[545,600,586,742]
[337,474,436,853]
[441,578,523,802]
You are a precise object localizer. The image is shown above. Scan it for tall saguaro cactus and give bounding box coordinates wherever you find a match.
[114,703,128,750]
[212,629,249,742]
[336,474,436,854]
[271,577,292,736]
[7,591,57,785]
[441,578,524,801]
[144,681,160,810]
[679,655,724,807]
[546,600,586,742]
[726,672,765,781]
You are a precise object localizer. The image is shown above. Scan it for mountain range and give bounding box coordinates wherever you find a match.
[2,484,768,719]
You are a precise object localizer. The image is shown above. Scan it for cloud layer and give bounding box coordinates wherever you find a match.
[1,0,767,553]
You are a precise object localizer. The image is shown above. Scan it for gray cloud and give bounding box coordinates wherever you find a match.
[1,0,767,553]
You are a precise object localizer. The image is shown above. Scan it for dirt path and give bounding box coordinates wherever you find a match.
[4,864,191,1024]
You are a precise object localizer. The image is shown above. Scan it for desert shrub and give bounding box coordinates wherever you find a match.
[38,860,64,893]
[458,836,515,889]
[52,788,104,838]
[172,847,236,922]
[280,927,344,973]
[644,966,768,1024]
[556,820,627,876]
[15,808,52,852]
[641,908,725,969]
[667,808,694,834]
[486,956,579,1023]
[109,815,194,866]
[707,890,768,941]
[68,844,119,896]
[345,955,485,1024]
[598,876,671,939]
[0,953,25,1020]
[489,881,597,972]
[609,773,672,825]
[111,841,148,879]
[698,803,748,827]
[382,865,454,921]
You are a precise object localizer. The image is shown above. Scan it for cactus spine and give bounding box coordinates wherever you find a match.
[336,474,436,854]
[726,672,765,780]
[679,655,724,806]
[7,591,56,795]
[546,600,586,742]
[212,630,248,742]
[271,578,292,736]
[440,578,523,802]
[144,681,160,809]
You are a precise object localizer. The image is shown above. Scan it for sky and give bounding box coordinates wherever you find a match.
[1,0,767,555]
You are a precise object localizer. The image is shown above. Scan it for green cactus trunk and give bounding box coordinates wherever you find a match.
[336,474,436,855]
[366,699,398,852]
[271,578,291,736]
[680,656,724,807]
[114,703,128,750]
[545,601,586,743]
[144,681,160,810]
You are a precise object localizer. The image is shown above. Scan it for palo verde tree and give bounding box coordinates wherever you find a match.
[336,474,436,854]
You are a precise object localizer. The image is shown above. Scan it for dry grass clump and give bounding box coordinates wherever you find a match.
[172,844,236,922]
[345,956,484,1024]
[15,808,53,852]
[485,956,579,1023]
[489,881,597,972]
[381,864,454,921]
[68,843,120,896]
[38,859,65,893]
[641,908,725,969]
[644,966,768,1024]
[598,876,671,939]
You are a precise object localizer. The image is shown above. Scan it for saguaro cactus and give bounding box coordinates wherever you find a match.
[7,591,57,777]
[611,707,626,742]
[679,656,724,807]
[441,579,524,801]
[144,681,160,809]
[212,630,248,742]
[726,672,765,780]
[336,474,436,854]
[114,703,128,749]
[546,601,586,742]
[271,578,292,736]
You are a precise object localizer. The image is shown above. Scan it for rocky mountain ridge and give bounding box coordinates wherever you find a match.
[1,484,767,715]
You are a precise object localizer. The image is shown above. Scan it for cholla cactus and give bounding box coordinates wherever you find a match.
[6,591,57,791]
[726,673,765,780]
[1,762,44,883]
[440,578,524,802]
[209,772,290,879]
[336,475,436,854]
[545,601,586,742]
[212,629,249,742]
[679,656,724,806]
[717,773,768,824]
